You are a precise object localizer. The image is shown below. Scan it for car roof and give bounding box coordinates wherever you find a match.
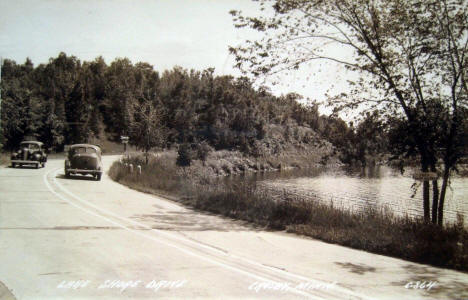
[21,141,43,146]
[70,144,101,151]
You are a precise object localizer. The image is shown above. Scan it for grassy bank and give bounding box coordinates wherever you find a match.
[0,152,9,166]
[109,152,468,272]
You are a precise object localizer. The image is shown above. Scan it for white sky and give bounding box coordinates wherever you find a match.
[0,0,352,116]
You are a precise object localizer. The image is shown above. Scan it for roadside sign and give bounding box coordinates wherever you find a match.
[413,171,438,181]
[121,136,129,155]
[121,136,129,144]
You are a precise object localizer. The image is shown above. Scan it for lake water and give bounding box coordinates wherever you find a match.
[259,166,468,226]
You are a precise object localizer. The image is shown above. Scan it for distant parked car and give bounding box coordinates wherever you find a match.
[65,144,102,181]
[10,141,47,168]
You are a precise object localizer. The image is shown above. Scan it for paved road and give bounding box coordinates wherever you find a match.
[0,156,467,299]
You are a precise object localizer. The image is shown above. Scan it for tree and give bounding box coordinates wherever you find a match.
[38,100,65,150]
[354,111,387,166]
[103,58,137,141]
[230,0,467,224]
[129,99,166,164]
[1,59,37,148]
[176,143,193,167]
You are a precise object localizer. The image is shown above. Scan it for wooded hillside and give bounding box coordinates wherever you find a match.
[1,52,377,163]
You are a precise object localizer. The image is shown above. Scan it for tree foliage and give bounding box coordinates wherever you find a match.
[1,52,351,160]
[129,99,166,164]
[230,0,468,224]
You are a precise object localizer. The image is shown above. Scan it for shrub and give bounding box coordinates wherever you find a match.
[176,143,192,167]
[194,141,212,162]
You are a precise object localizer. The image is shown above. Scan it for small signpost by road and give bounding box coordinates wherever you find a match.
[413,171,439,181]
[121,136,129,158]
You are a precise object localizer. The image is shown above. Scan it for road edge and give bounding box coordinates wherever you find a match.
[0,281,17,300]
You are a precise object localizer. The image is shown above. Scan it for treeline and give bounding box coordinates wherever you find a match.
[1,52,382,163]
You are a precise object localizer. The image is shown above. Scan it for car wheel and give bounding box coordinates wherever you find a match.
[35,163,39,169]
[42,162,46,168]
[65,171,70,178]
[11,163,16,168]
[96,174,101,181]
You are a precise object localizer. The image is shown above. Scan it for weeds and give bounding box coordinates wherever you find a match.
[0,152,9,166]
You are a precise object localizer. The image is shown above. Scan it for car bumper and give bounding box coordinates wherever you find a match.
[11,160,40,165]
[66,168,102,175]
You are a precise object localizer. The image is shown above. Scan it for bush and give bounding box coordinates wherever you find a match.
[0,152,9,166]
[176,143,192,167]
[194,141,213,162]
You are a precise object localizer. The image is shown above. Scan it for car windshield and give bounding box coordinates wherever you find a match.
[20,143,39,150]
[72,147,97,155]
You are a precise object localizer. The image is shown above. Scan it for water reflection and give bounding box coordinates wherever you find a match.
[256,165,467,227]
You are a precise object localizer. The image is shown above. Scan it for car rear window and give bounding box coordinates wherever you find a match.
[72,147,97,154]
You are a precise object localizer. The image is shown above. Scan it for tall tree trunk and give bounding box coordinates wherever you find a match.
[422,161,430,222]
[431,179,439,224]
[437,167,450,226]
[423,180,430,222]
[419,150,431,223]
[431,165,439,224]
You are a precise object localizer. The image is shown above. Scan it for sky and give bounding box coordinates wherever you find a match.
[0,0,350,115]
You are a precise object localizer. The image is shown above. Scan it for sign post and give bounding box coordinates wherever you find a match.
[413,171,438,181]
[120,136,129,159]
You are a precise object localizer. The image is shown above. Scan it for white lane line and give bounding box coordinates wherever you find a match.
[53,171,227,255]
[43,168,321,299]
[52,167,371,300]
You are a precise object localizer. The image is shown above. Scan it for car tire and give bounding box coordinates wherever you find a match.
[65,171,70,178]
[96,174,101,181]
[11,163,16,168]
[35,163,39,169]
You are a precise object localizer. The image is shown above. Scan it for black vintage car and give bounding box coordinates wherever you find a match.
[10,141,48,168]
[65,144,102,181]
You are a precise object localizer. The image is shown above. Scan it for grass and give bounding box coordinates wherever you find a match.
[0,152,9,166]
[109,152,468,272]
